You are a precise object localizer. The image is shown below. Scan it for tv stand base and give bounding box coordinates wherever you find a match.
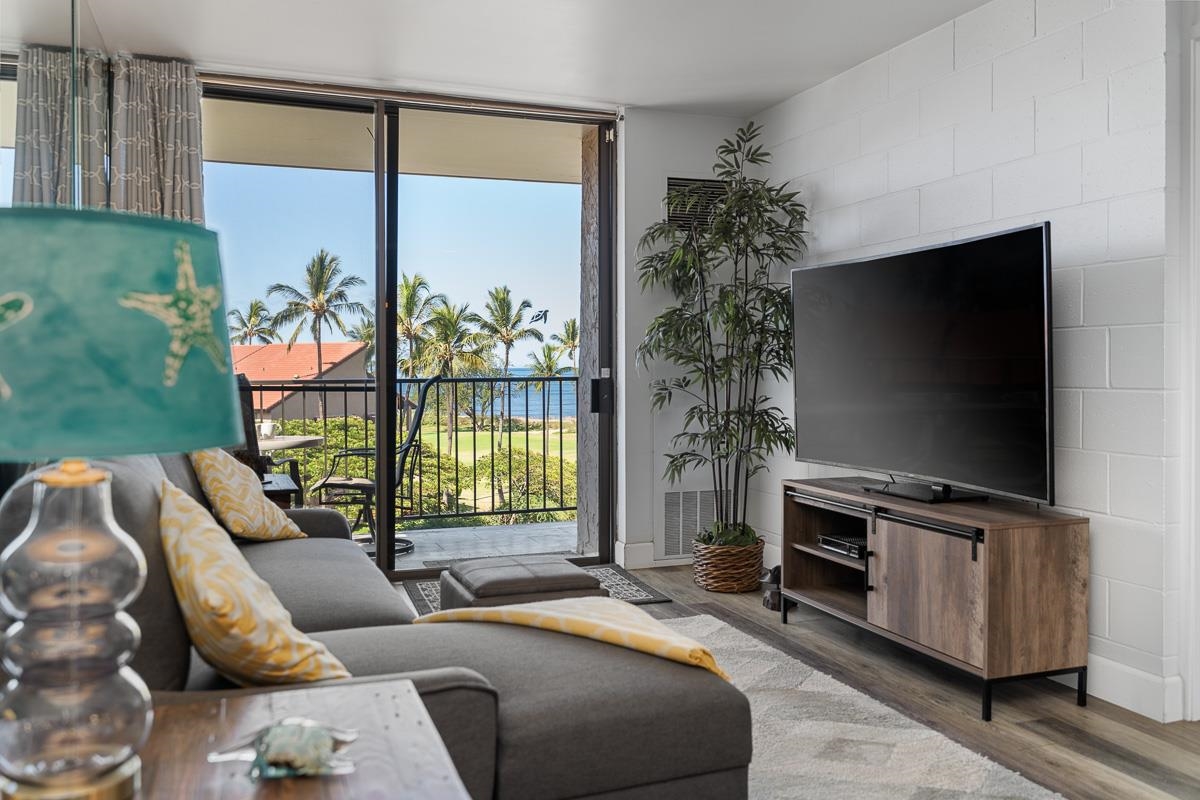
[863,480,989,504]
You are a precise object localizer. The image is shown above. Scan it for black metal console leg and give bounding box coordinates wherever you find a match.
[982,680,993,722]
[1077,667,1088,707]
[780,598,789,625]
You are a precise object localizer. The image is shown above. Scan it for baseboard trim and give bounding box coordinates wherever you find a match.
[1056,654,1185,722]
[615,540,655,569]
[650,555,695,567]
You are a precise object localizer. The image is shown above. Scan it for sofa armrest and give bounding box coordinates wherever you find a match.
[284,507,352,540]
[153,668,498,800]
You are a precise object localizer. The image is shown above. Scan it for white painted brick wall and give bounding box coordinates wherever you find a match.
[860,98,919,154]
[1037,0,1107,35]
[955,0,1035,68]
[889,128,955,190]
[889,23,954,98]
[1082,126,1167,200]
[1052,267,1084,326]
[919,171,993,230]
[1082,259,1165,325]
[751,0,1175,717]
[1082,391,1164,456]
[993,26,1082,108]
[1054,327,1108,388]
[1110,325,1164,389]
[1109,454,1165,524]
[993,146,1083,217]
[860,191,920,245]
[1082,2,1166,78]
[919,63,992,133]
[1035,78,1107,152]
[1110,58,1166,133]
[955,100,1035,173]
[1092,516,1164,589]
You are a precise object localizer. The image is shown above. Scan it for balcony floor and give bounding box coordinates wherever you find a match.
[389,520,582,568]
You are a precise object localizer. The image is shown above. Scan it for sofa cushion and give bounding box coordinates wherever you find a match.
[311,622,752,800]
[160,481,350,686]
[189,449,305,541]
[238,537,414,632]
[156,452,209,509]
[0,456,193,691]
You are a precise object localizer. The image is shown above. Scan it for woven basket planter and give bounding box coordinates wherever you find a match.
[692,538,764,593]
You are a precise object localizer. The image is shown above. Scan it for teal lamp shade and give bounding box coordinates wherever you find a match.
[0,207,243,460]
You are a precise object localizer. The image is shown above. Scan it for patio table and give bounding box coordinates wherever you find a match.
[258,434,325,452]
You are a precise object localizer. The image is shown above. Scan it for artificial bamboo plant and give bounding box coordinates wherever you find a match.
[637,122,808,546]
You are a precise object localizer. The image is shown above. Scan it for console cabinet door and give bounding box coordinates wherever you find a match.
[867,519,985,668]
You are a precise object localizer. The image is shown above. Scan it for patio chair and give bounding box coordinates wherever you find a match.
[234,373,303,507]
[310,376,439,556]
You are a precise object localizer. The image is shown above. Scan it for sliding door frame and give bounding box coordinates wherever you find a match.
[197,78,618,580]
[568,120,617,569]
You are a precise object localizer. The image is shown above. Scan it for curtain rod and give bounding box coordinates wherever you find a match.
[197,71,618,125]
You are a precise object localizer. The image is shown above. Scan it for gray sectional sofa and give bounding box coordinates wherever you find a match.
[0,454,753,799]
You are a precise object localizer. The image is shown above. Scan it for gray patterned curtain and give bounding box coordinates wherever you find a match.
[12,45,109,207]
[109,54,205,223]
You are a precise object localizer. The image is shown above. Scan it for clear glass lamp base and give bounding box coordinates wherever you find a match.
[0,461,152,793]
[0,757,139,800]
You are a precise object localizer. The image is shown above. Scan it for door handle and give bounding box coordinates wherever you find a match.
[589,377,613,414]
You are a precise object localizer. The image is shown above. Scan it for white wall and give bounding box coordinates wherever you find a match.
[738,0,1184,721]
[615,108,744,568]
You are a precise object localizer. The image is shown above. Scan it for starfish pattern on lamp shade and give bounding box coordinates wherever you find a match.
[120,241,228,387]
[0,292,33,401]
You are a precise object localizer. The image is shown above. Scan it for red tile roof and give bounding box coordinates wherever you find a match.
[232,342,367,412]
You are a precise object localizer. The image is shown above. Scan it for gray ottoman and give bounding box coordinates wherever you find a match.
[439,554,609,609]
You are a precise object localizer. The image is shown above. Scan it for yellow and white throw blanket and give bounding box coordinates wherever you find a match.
[414,596,729,680]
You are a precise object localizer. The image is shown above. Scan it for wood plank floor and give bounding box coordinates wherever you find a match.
[634,565,1200,800]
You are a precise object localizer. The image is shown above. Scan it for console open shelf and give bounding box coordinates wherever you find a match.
[780,477,1090,721]
[789,542,867,572]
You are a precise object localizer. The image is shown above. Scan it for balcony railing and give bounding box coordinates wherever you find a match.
[240,376,578,528]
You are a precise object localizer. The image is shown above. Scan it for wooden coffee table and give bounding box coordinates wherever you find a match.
[143,678,470,798]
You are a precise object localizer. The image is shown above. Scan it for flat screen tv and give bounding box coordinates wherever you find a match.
[791,223,1053,504]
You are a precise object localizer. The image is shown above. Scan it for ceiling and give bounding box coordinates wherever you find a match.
[203,100,585,182]
[1,0,988,117]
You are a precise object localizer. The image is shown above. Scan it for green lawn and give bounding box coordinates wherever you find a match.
[419,429,577,463]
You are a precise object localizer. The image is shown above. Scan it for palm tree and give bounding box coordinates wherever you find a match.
[267,249,369,378]
[419,301,489,449]
[477,286,543,427]
[349,315,376,376]
[397,272,445,428]
[527,343,571,456]
[551,317,579,371]
[227,299,280,345]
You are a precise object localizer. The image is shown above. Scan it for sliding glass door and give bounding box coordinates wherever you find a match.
[376,107,614,575]
[199,82,614,578]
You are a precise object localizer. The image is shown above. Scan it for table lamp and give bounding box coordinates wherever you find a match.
[0,207,243,799]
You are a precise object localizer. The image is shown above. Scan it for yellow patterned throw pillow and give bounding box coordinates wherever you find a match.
[159,480,350,686]
[188,448,305,540]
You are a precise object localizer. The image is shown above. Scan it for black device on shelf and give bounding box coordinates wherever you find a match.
[790,223,1054,505]
[816,533,868,559]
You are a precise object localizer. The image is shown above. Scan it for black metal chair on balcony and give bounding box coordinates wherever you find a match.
[234,374,304,507]
[309,376,439,557]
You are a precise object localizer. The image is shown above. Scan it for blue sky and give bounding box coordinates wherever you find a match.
[1,149,12,205]
[204,162,582,365]
[0,149,582,365]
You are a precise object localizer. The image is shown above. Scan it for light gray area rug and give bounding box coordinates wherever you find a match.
[661,615,1059,800]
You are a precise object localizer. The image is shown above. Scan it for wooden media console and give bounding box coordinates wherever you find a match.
[780,477,1089,720]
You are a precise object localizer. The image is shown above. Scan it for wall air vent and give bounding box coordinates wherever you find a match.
[664,177,724,229]
[662,490,728,558]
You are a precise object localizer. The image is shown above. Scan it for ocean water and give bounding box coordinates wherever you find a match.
[498,368,578,419]
[399,368,578,420]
